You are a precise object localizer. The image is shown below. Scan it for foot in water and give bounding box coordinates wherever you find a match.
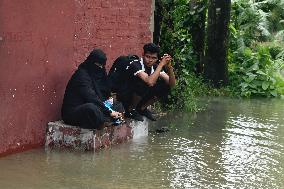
[137,108,157,121]
[125,110,144,121]
[155,127,170,133]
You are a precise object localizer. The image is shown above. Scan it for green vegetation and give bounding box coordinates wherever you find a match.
[156,0,284,111]
[157,0,216,111]
[228,0,284,97]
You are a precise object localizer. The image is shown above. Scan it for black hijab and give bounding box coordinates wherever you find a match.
[79,49,111,100]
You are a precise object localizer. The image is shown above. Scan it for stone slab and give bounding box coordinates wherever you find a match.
[45,118,148,151]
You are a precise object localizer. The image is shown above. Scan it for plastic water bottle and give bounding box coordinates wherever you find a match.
[104,98,114,112]
[103,98,123,126]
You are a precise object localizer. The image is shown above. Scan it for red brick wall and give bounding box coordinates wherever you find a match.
[74,0,153,70]
[0,0,153,157]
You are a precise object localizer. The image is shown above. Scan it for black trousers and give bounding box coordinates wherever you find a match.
[135,79,170,110]
[62,102,124,129]
[62,103,108,130]
[117,79,170,111]
[135,79,170,99]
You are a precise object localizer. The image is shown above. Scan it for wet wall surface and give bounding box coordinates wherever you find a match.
[0,0,153,156]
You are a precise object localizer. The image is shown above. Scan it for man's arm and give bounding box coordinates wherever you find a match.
[159,63,176,88]
[136,55,171,87]
[137,63,164,87]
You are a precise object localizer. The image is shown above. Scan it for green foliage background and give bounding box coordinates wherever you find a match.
[229,0,284,97]
[158,0,284,111]
[158,0,207,111]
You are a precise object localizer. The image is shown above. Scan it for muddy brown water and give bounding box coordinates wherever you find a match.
[0,98,283,189]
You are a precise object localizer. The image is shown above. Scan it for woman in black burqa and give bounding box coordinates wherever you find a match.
[61,49,122,129]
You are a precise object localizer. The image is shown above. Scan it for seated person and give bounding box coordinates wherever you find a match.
[61,48,122,129]
[109,43,176,121]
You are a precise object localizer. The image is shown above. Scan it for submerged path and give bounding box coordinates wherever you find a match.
[0,98,283,189]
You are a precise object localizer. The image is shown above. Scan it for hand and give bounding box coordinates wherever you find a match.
[160,54,172,66]
[110,111,122,119]
[165,61,174,71]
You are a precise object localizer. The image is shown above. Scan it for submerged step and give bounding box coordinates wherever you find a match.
[45,119,148,151]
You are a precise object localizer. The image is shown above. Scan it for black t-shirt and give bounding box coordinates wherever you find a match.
[111,58,167,96]
[128,58,165,88]
[129,58,166,77]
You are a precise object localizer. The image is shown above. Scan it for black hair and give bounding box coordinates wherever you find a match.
[143,43,160,55]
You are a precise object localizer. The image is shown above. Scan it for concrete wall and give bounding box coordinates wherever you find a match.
[0,0,154,157]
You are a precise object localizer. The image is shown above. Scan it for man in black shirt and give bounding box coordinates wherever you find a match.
[61,49,122,129]
[126,43,176,121]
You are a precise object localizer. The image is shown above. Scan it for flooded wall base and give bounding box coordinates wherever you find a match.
[45,119,149,151]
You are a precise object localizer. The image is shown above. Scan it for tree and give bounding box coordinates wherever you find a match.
[153,0,174,47]
[204,0,231,87]
[153,0,163,45]
[189,0,207,74]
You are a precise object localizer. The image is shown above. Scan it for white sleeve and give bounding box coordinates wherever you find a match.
[134,70,144,76]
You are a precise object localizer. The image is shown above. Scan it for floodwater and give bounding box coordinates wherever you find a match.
[0,98,284,189]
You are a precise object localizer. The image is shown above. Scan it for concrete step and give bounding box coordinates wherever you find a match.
[45,119,148,151]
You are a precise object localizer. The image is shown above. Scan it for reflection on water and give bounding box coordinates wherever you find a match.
[0,98,284,189]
